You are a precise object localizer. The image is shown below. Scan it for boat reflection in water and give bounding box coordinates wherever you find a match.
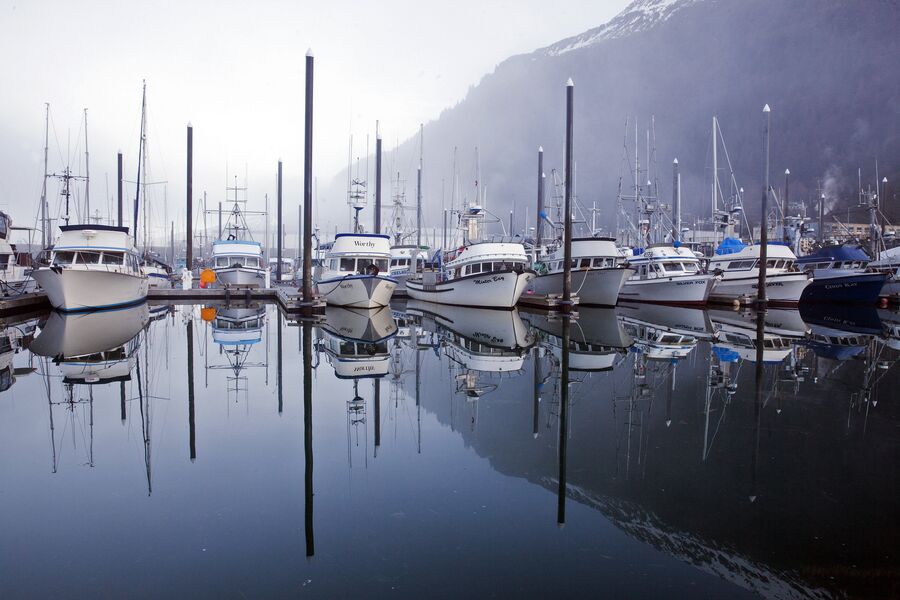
[30,303,149,384]
[206,302,267,401]
[617,301,713,361]
[524,307,631,372]
[0,317,38,391]
[317,306,397,380]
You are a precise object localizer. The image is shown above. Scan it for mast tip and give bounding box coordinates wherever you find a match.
[566,78,574,87]
[306,48,314,57]
[538,145,543,152]
[673,158,678,164]
[763,103,771,112]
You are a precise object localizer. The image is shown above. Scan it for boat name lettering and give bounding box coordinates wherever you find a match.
[474,275,505,285]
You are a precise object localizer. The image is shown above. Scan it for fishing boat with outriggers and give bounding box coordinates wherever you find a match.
[32,225,148,312]
[211,177,266,287]
[619,244,717,305]
[316,233,397,308]
[707,238,810,306]
[406,205,534,309]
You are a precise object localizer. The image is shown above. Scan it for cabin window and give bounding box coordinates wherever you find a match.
[216,256,229,267]
[244,257,260,268]
[662,261,684,272]
[329,259,338,270]
[684,263,698,273]
[53,251,77,265]
[79,251,102,264]
[376,259,388,272]
[480,262,492,272]
[340,258,356,272]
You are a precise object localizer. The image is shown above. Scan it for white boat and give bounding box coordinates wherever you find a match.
[317,306,397,379]
[707,240,810,306]
[316,233,396,308]
[619,245,717,305]
[406,241,535,308]
[388,244,427,294]
[267,257,295,282]
[210,304,265,346]
[141,253,172,288]
[0,212,37,296]
[531,237,632,306]
[32,225,149,312]
[212,239,265,287]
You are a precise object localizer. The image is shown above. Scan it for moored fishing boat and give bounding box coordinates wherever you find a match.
[212,239,265,287]
[141,252,172,288]
[619,244,717,305]
[707,239,809,306]
[531,237,632,306]
[406,241,534,308]
[316,233,396,308]
[797,243,886,304]
[31,225,149,312]
[388,244,427,294]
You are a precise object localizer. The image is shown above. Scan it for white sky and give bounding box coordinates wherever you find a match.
[0,0,627,244]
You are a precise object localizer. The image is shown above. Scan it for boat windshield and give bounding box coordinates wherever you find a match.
[103,252,124,265]
[52,251,77,266]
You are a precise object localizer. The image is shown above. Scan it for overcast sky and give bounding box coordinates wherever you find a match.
[0,0,627,245]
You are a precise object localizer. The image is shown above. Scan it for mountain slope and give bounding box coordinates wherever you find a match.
[330,0,900,235]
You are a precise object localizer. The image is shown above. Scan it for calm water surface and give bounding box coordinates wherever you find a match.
[1,300,898,599]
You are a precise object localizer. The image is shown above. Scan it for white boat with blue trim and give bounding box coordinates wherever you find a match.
[32,225,149,312]
[707,239,810,306]
[531,237,632,306]
[212,239,265,287]
[619,244,717,305]
[316,233,397,308]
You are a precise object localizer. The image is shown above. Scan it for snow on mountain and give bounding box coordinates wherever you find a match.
[544,0,703,55]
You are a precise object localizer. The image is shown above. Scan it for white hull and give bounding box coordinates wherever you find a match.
[145,268,170,288]
[214,267,265,287]
[32,268,149,312]
[316,275,396,308]
[709,272,809,305]
[531,267,631,306]
[406,269,534,309]
[618,274,716,305]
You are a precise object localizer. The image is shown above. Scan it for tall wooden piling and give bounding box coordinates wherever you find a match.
[562,79,574,307]
[117,152,124,228]
[277,160,283,281]
[186,124,193,270]
[757,104,771,309]
[302,50,315,302]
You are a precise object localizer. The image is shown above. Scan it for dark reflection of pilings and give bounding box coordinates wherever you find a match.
[277,314,283,415]
[374,379,381,453]
[120,381,126,422]
[302,322,315,558]
[558,316,571,526]
[187,317,196,462]
[752,310,765,502]
[415,341,421,454]
[533,346,540,439]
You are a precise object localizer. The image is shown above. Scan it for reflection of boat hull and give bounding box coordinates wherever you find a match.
[708,307,807,363]
[317,275,396,308]
[32,268,149,312]
[531,268,631,306]
[615,302,716,340]
[29,303,148,359]
[406,269,534,309]
[211,306,265,346]
[709,272,809,306]
[408,300,533,350]
[214,267,265,287]
[799,272,886,304]
[618,275,716,305]
[524,306,631,371]
[318,306,397,379]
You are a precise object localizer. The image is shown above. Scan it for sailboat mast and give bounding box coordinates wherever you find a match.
[84,108,90,223]
[133,80,146,241]
[712,116,718,227]
[41,103,49,249]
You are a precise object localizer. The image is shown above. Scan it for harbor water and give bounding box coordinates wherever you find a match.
[1,301,898,598]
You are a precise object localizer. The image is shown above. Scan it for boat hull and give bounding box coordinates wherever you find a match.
[406,269,534,309]
[709,272,810,306]
[31,268,149,312]
[618,274,716,305]
[531,267,631,306]
[214,267,265,287]
[799,272,887,304]
[0,272,38,296]
[316,274,396,308]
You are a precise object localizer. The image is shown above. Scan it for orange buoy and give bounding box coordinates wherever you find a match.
[200,306,217,322]
[200,268,216,285]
